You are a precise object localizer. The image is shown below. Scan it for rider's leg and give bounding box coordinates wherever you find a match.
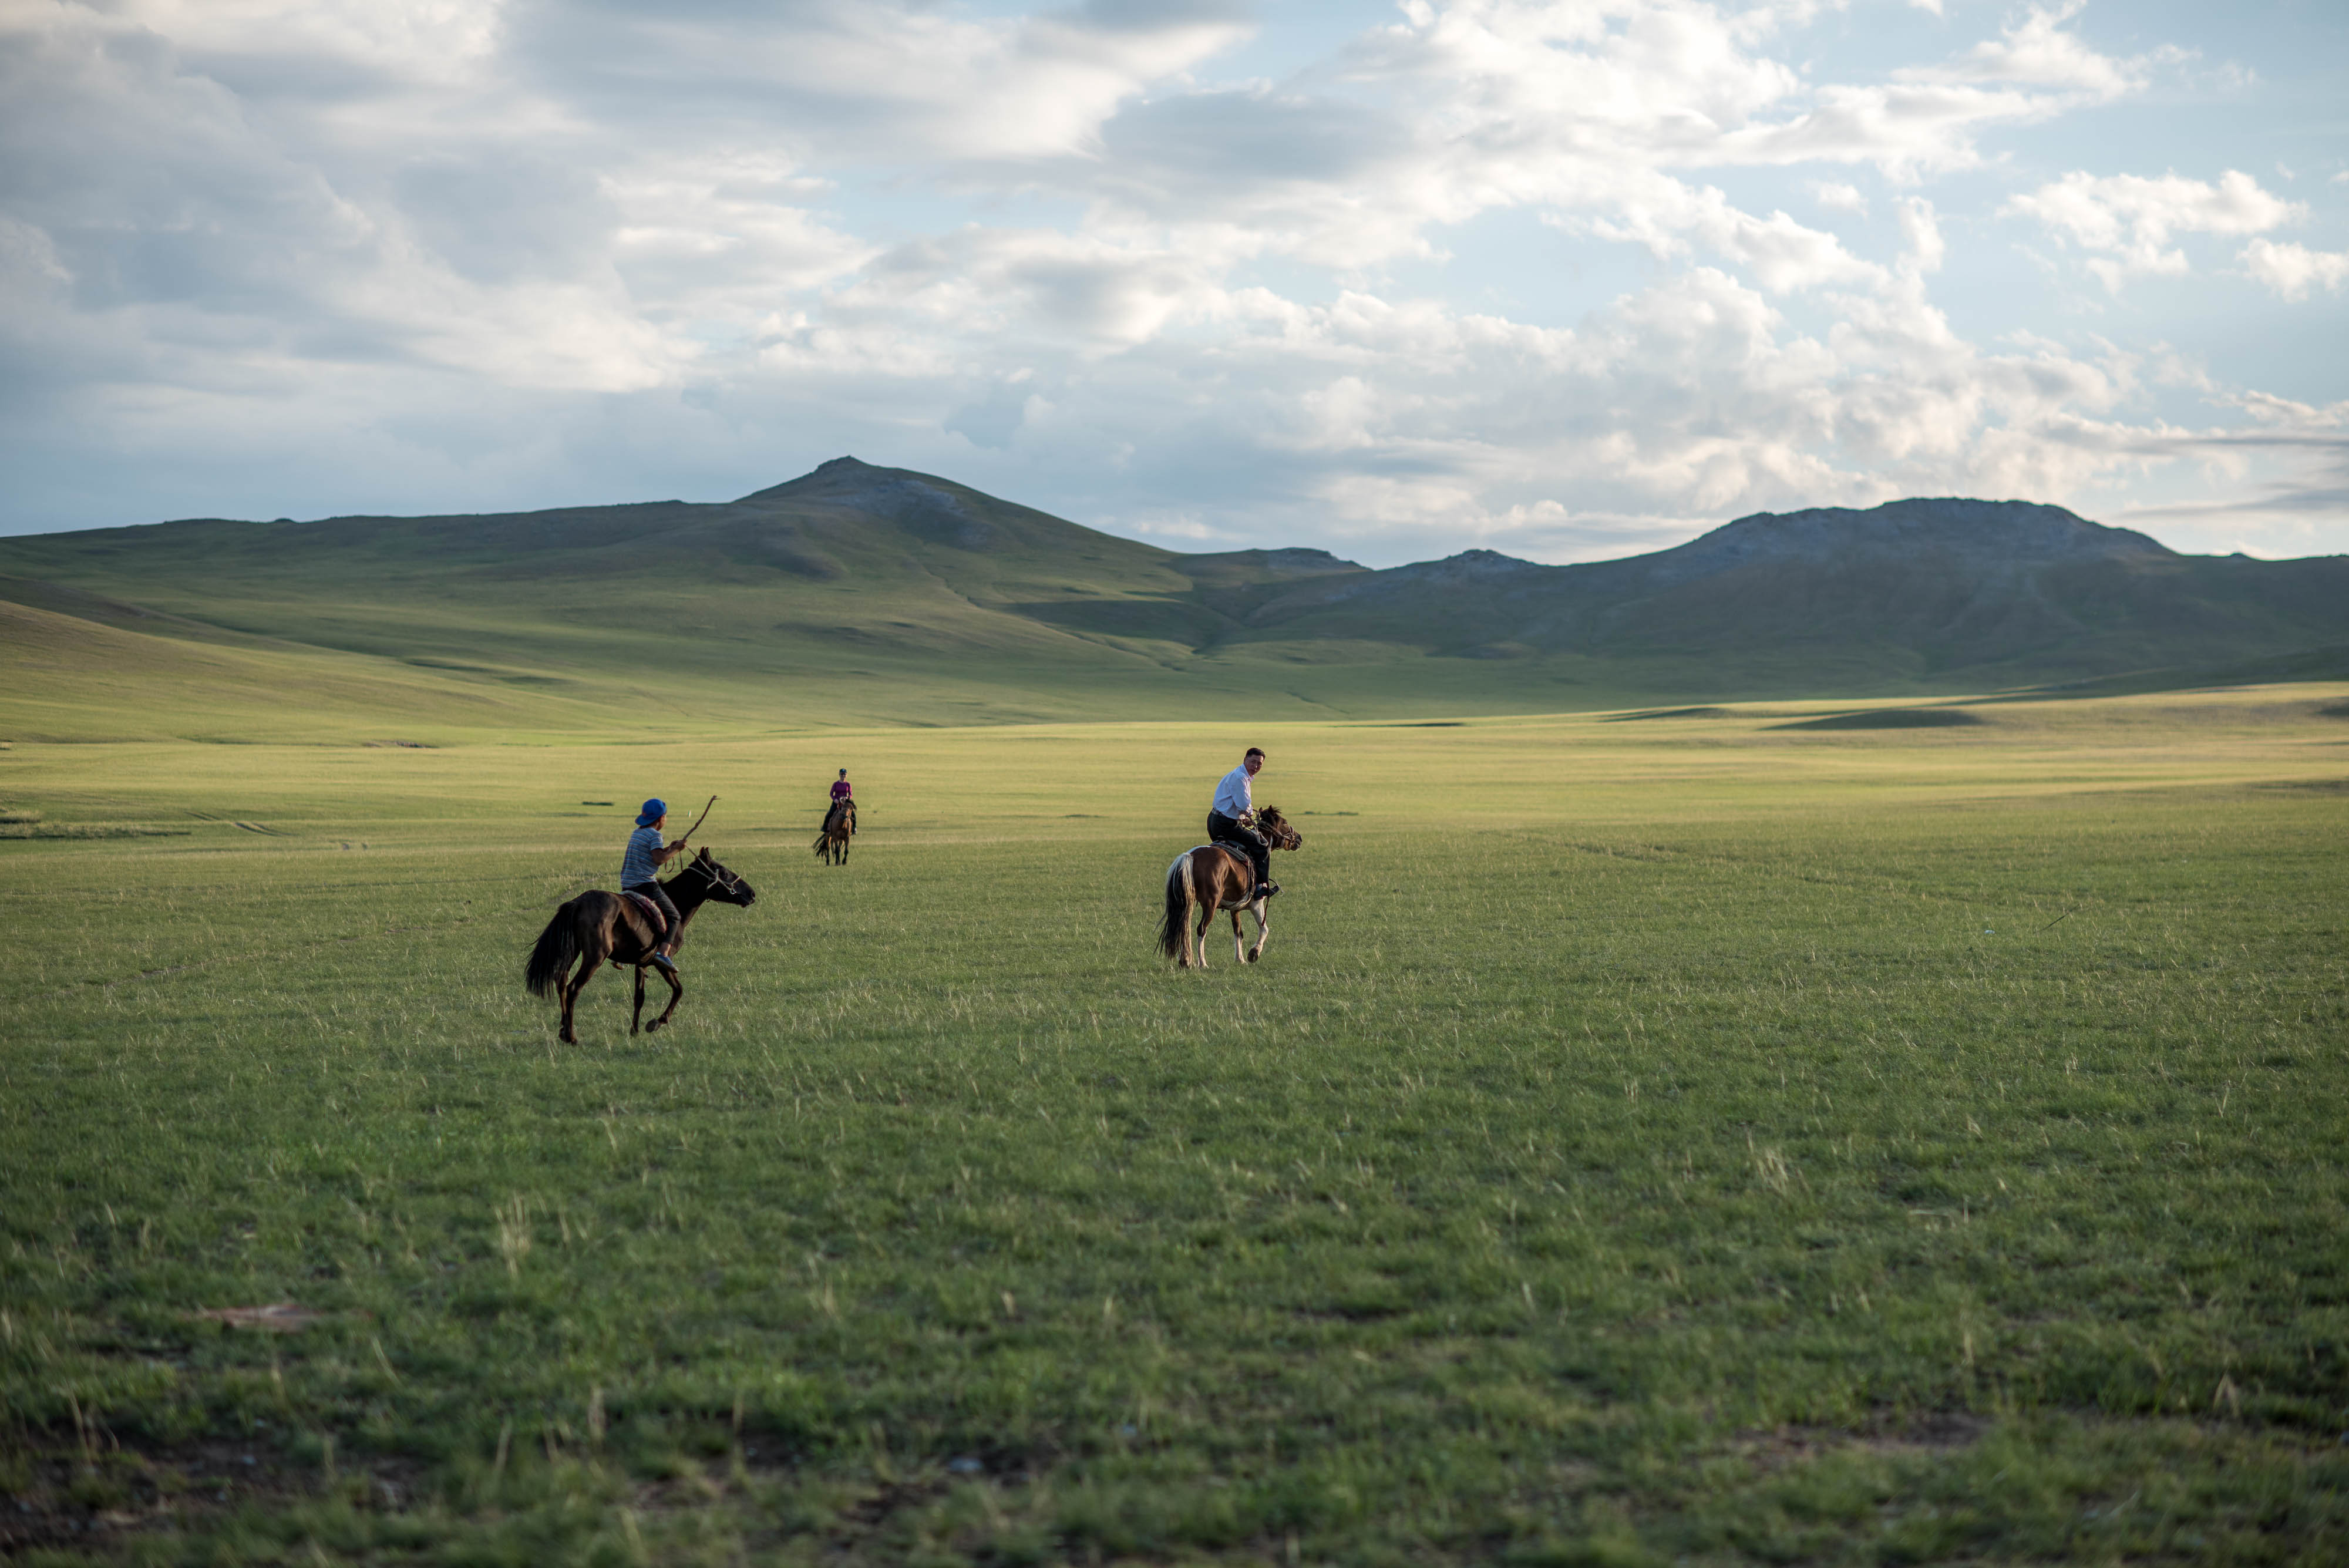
[1209,811,1276,900]
[1239,824,1274,897]
[627,880,683,966]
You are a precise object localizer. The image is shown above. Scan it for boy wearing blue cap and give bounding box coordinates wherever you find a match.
[622,799,686,974]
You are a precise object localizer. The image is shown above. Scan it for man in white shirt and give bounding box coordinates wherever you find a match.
[1207,746,1277,901]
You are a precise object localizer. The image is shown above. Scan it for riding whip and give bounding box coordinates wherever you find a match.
[674,795,717,850]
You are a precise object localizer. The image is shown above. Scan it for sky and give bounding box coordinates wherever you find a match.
[2,0,2345,566]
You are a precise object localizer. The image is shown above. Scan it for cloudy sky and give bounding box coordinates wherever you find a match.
[3,0,2345,564]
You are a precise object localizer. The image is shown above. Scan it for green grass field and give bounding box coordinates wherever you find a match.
[4,689,2347,1564]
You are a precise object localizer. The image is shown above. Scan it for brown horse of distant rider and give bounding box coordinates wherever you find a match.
[526,847,757,1042]
[1159,805,1302,967]
[813,768,857,865]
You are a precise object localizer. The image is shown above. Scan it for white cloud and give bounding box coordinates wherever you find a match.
[2005,169,2303,290]
[1577,178,1884,293]
[1809,180,1867,215]
[2238,238,2349,301]
[1897,196,1944,274]
[1920,0,2143,100]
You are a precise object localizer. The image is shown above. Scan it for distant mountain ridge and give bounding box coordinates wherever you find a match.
[1257,498,2170,610]
[1,459,2343,739]
[1232,494,2340,689]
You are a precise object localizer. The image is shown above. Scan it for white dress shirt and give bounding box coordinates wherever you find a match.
[1211,764,1253,818]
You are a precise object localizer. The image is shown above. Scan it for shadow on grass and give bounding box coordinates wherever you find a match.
[1769,708,1987,731]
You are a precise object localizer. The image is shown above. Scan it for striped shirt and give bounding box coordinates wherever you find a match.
[621,826,665,886]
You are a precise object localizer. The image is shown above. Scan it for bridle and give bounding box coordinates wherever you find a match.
[679,856,751,901]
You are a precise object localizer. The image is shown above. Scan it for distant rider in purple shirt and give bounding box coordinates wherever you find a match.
[823,769,857,838]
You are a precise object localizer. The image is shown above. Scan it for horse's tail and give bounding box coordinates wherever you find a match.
[526,903,581,997]
[1159,852,1193,960]
[810,830,830,856]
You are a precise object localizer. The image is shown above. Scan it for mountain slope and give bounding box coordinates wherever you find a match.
[1,466,2342,741]
[1231,499,2349,689]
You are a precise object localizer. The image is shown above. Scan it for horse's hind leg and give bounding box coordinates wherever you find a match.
[1230,909,1248,965]
[560,957,601,1045]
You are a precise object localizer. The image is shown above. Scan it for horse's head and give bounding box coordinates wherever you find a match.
[1255,806,1303,851]
[688,847,758,907]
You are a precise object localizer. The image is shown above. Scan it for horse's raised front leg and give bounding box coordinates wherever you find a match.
[560,957,600,1045]
[1245,901,1269,964]
[645,962,685,1032]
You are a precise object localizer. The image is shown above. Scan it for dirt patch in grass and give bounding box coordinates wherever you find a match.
[1738,1411,1991,1473]
[0,1432,428,1557]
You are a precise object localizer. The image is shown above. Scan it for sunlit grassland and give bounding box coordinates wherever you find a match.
[2,687,2347,1565]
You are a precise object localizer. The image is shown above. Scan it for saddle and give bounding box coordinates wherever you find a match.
[622,890,668,940]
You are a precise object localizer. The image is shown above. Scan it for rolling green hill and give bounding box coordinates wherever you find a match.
[2,459,2344,741]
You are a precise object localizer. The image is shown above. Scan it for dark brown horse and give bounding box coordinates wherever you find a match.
[812,799,856,866]
[1157,806,1303,967]
[525,850,757,1042]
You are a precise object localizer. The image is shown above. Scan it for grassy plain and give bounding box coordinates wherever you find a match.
[3,688,2347,1564]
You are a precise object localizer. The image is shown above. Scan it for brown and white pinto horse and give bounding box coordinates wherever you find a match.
[1157,806,1303,967]
[525,850,757,1042]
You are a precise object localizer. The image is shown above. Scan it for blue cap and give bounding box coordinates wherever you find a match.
[636,798,667,826]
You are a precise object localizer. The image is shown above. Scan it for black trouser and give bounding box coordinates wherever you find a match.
[624,880,681,951]
[1207,810,1270,887]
